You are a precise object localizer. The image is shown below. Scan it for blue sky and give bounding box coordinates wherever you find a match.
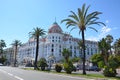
[0,0,120,48]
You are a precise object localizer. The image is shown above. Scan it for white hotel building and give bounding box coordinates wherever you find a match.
[17,22,98,65]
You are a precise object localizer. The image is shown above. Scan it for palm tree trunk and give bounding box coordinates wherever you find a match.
[81,30,86,75]
[110,45,112,55]
[34,37,39,70]
[14,46,17,67]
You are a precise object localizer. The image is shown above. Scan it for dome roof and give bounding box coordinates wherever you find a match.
[48,22,62,33]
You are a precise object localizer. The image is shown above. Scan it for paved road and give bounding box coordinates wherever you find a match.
[0,66,93,80]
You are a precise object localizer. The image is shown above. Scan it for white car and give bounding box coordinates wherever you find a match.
[0,63,3,66]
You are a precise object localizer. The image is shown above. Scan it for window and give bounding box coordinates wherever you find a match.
[52,40,54,42]
[74,50,76,53]
[87,48,89,55]
[59,49,61,53]
[51,49,54,52]
[74,46,76,49]
[95,49,97,53]
[70,46,72,49]
[59,45,61,48]
[59,53,61,56]
[52,36,54,39]
[52,44,54,47]
[91,48,93,55]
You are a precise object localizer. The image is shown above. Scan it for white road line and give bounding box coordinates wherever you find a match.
[14,76,24,80]
[7,73,13,76]
[0,69,24,80]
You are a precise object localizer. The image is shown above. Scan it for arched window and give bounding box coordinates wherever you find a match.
[52,44,54,47]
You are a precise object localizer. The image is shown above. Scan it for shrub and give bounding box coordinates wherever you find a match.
[63,61,73,74]
[38,58,48,71]
[71,57,80,63]
[72,66,76,72]
[55,64,62,72]
[103,66,117,77]
[0,56,7,64]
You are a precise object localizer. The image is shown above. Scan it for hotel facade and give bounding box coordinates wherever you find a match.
[17,22,98,65]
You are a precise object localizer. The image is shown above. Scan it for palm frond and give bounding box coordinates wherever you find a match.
[88,27,98,32]
[88,21,105,27]
[69,11,79,22]
[78,8,84,24]
[69,26,77,32]
[84,4,90,20]
[85,11,102,25]
[66,23,76,29]
[29,27,46,39]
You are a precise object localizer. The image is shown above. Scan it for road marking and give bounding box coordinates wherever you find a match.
[14,76,24,80]
[0,69,24,80]
[7,73,13,76]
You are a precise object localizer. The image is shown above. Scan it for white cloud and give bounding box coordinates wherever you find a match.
[86,26,111,41]
[87,36,98,41]
[101,26,111,33]
[105,20,109,24]
[99,26,111,39]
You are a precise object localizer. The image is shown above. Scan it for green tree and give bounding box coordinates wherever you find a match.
[61,4,105,74]
[29,27,46,70]
[0,39,6,56]
[71,57,81,63]
[62,48,72,63]
[38,58,48,71]
[103,55,120,77]
[113,38,120,55]
[0,56,7,64]
[105,34,113,55]
[11,40,21,67]
[63,60,74,74]
[98,38,110,66]
[90,53,104,67]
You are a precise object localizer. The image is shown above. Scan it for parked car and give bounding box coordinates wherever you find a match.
[25,63,33,67]
[0,63,3,66]
[88,66,100,71]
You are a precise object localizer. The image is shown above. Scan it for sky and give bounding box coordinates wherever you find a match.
[0,0,120,48]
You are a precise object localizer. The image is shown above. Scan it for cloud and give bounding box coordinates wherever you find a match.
[98,26,111,40]
[86,26,111,41]
[101,26,111,33]
[105,20,109,24]
[87,36,98,41]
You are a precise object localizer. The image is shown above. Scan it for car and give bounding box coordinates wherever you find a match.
[0,63,3,66]
[88,66,100,71]
[25,63,33,67]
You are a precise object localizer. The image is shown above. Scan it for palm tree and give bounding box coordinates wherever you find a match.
[98,38,110,66]
[61,4,105,74]
[0,39,6,56]
[105,34,113,55]
[11,40,21,67]
[114,38,120,55]
[29,27,46,70]
[62,48,72,63]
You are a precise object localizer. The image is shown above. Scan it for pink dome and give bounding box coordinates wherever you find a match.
[48,22,62,33]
